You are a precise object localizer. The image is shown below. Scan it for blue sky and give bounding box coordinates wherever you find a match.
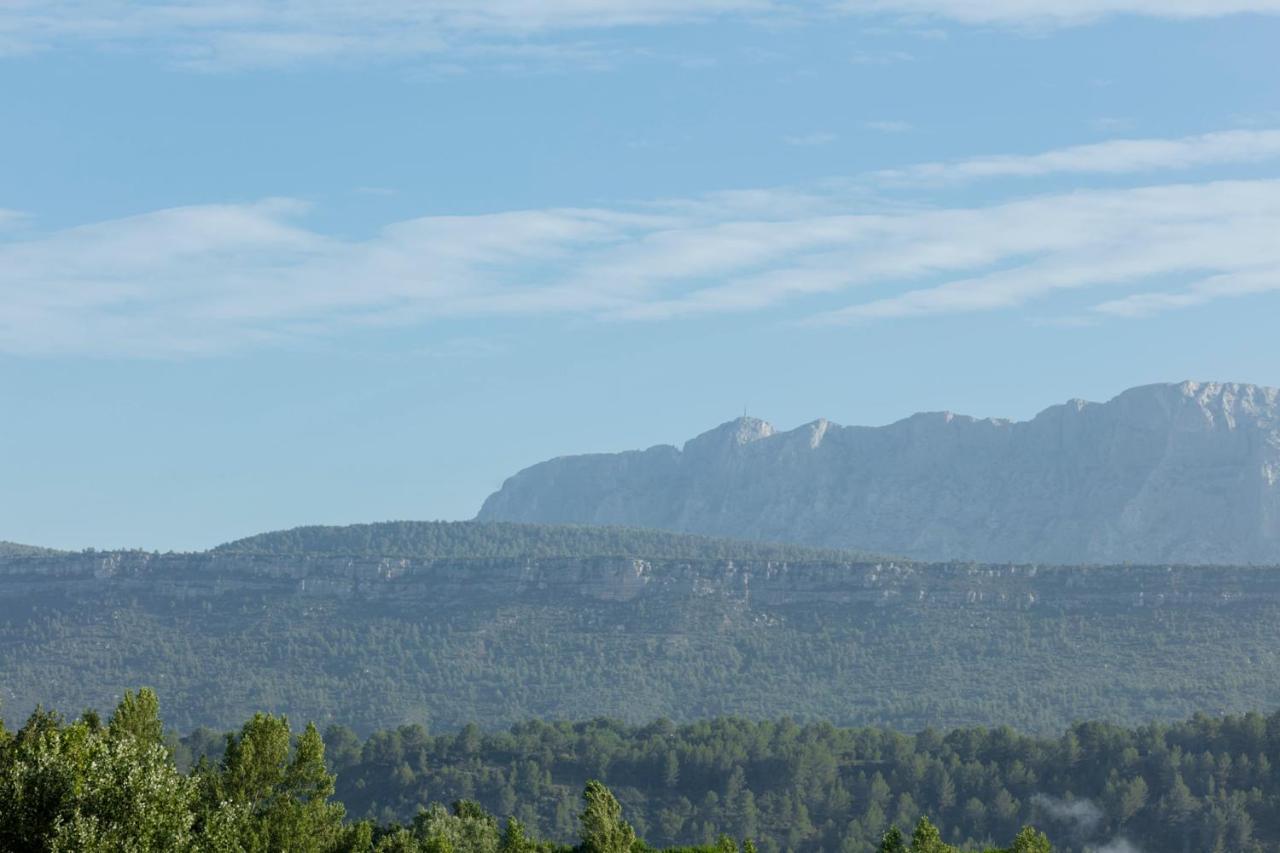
[2,1,1280,550]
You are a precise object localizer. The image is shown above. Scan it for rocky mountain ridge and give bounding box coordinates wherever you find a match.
[478,381,1280,564]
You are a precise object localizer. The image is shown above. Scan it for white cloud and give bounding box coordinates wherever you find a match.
[784,132,837,146]
[814,180,1280,322]
[5,131,1280,355]
[843,0,1280,26]
[875,129,1280,184]
[1091,268,1280,318]
[0,209,27,228]
[849,49,915,64]
[0,0,771,68]
[865,119,912,133]
[3,1,1280,68]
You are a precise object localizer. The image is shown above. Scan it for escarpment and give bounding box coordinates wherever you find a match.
[480,381,1280,564]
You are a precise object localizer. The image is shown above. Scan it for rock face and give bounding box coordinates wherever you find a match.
[478,381,1280,564]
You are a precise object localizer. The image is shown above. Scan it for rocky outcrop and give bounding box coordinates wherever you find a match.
[478,381,1280,564]
[2,547,1275,611]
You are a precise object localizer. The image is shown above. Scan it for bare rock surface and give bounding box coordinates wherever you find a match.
[477,381,1280,564]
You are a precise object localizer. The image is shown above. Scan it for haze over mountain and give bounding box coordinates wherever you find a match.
[479,381,1280,565]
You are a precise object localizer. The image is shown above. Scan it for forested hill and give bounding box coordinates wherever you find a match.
[5,521,1280,735]
[0,540,64,557]
[212,521,869,562]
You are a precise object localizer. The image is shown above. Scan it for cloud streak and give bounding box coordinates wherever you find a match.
[4,130,1279,356]
[816,180,1280,322]
[0,0,769,68]
[3,1,1280,68]
[875,129,1280,184]
[846,0,1280,26]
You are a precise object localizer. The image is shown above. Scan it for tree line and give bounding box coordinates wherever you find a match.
[290,710,1273,853]
[1,690,1047,853]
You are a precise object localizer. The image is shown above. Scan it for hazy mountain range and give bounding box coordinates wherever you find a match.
[479,380,1280,564]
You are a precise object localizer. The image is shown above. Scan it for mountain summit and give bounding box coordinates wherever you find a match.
[477,381,1280,564]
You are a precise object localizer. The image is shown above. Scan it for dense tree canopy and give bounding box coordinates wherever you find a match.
[5,546,1277,736]
[0,690,1050,853]
[272,711,1279,853]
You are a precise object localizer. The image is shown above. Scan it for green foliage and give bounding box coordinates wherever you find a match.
[312,709,1280,853]
[878,827,907,853]
[109,687,165,746]
[0,688,1057,853]
[213,521,862,562]
[7,550,1280,737]
[581,780,637,853]
[199,714,347,852]
[874,818,1051,853]
[0,694,351,852]
[0,706,197,852]
[0,540,65,557]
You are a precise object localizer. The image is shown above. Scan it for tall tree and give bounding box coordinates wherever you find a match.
[581,781,636,853]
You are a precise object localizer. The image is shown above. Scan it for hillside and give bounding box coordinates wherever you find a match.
[0,540,64,557]
[478,381,1280,564]
[3,521,1280,734]
[213,520,869,562]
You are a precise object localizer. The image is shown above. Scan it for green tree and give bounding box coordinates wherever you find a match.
[1006,826,1052,853]
[581,781,636,853]
[200,713,345,852]
[911,817,950,853]
[108,687,165,746]
[878,826,907,853]
[499,817,530,853]
[0,698,195,853]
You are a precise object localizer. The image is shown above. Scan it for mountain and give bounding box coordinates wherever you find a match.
[478,380,1280,564]
[5,520,1280,735]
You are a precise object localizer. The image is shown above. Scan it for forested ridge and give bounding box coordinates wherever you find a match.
[0,690,1049,853]
[4,522,1280,734]
[211,521,871,562]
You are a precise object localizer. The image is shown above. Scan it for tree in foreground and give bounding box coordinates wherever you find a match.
[1,688,1054,853]
[581,779,637,853]
[876,818,1052,853]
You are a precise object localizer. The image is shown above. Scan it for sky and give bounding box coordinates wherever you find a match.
[2,1,1279,551]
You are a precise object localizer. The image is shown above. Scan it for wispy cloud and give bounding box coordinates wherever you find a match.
[1091,268,1280,318]
[849,49,915,64]
[784,132,837,146]
[4,1,1280,69]
[4,130,1280,356]
[815,180,1280,322]
[0,209,27,229]
[865,120,913,133]
[0,0,770,69]
[841,0,1280,27]
[874,128,1280,184]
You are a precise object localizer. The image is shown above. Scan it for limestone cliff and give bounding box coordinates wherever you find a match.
[478,381,1280,564]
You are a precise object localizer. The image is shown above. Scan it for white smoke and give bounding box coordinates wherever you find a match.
[1092,840,1142,853]
[1031,794,1103,835]
[1030,794,1143,853]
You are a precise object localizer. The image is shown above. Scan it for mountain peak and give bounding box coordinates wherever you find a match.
[682,416,775,455]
